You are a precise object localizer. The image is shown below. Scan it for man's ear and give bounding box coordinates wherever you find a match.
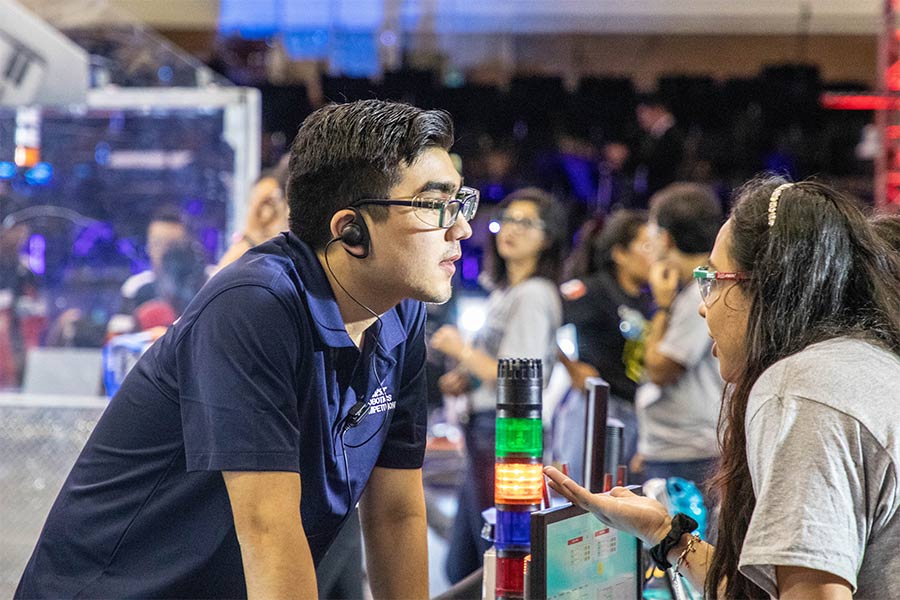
[329,209,358,242]
[330,208,370,259]
[610,243,627,267]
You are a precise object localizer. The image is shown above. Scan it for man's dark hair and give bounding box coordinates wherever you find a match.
[286,100,455,250]
[488,187,568,287]
[649,182,722,254]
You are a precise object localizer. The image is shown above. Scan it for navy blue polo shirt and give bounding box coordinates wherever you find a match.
[16,233,428,599]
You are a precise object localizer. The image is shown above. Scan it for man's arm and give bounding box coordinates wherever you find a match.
[643,309,686,386]
[222,471,317,599]
[644,262,686,386]
[359,466,429,600]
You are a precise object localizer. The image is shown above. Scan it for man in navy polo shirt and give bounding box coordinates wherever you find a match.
[17,100,477,599]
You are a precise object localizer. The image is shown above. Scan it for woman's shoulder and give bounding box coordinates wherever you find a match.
[751,337,900,428]
[515,276,560,297]
[773,337,898,373]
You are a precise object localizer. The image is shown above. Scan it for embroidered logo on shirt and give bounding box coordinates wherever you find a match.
[368,386,395,414]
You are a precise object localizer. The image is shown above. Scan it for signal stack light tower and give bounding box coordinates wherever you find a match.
[493,358,544,600]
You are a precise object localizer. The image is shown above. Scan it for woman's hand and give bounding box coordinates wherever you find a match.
[543,466,672,546]
[430,325,467,359]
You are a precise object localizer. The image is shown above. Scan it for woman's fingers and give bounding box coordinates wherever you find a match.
[546,479,578,504]
[608,486,637,498]
[544,467,616,516]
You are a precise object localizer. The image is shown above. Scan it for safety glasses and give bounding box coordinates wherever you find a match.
[693,266,752,307]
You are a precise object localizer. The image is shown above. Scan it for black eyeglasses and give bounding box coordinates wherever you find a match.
[352,186,480,228]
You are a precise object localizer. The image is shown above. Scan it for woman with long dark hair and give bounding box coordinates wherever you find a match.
[553,209,655,479]
[432,187,566,583]
[545,176,900,598]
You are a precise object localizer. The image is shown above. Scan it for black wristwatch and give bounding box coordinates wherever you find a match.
[649,513,699,570]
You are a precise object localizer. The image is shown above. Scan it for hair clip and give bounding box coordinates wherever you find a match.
[767,183,793,227]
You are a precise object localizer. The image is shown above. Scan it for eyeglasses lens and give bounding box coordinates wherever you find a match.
[700,279,717,305]
[456,189,478,222]
[442,202,460,227]
[411,188,479,229]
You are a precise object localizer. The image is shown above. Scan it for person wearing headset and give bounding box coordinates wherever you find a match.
[16,100,477,600]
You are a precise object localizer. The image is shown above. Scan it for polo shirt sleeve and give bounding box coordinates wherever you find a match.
[376,302,428,469]
[176,284,302,473]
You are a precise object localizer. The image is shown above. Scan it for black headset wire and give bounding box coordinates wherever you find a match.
[324,237,393,521]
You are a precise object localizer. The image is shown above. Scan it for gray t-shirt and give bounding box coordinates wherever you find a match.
[636,282,723,460]
[469,277,562,412]
[740,337,900,598]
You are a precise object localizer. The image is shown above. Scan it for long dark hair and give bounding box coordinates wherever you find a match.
[872,212,900,252]
[707,176,900,599]
[487,187,567,287]
[562,210,648,281]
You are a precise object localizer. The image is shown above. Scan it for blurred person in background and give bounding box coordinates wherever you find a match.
[0,222,46,388]
[554,209,655,479]
[632,95,685,208]
[596,141,635,213]
[430,187,565,583]
[107,208,190,336]
[214,158,290,273]
[132,239,210,334]
[632,183,724,487]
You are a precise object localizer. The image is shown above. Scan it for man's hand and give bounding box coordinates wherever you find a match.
[544,466,671,546]
[222,471,316,599]
[648,261,679,309]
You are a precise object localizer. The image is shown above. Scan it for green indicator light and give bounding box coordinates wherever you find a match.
[496,417,542,457]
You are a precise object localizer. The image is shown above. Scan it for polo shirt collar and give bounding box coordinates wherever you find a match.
[285,233,407,352]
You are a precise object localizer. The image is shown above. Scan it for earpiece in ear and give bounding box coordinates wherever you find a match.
[339,222,365,246]
[338,208,370,259]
